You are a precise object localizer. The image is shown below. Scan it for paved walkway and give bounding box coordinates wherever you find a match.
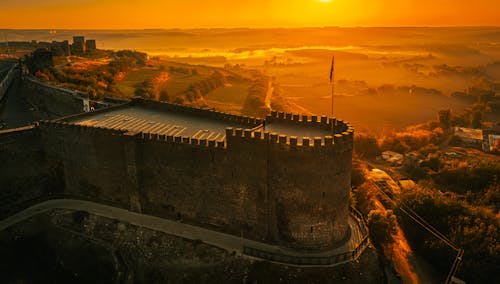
[0,199,365,259]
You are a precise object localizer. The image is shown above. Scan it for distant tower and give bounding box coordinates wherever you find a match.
[71,36,86,55]
[50,40,70,56]
[85,40,97,52]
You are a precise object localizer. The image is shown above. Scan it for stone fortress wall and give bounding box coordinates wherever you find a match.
[0,79,354,251]
[0,62,19,101]
[23,75,88,119]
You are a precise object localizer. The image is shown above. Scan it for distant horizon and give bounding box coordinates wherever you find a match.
[1,25,499,31]
[2,1,499,29]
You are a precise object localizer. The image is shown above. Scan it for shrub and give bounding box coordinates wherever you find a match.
[367,209,397,245]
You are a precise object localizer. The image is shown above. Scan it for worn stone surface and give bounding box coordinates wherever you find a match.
[23,76,84,119]
[0,98,354,250]
[0,126,63,217]
[0,210,382,283]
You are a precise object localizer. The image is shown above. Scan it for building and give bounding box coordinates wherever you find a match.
[0,95,355,251]
[26,48,53,73]
[2,36,96,56]
[49,40,70,56]
[487,134,500,152]
[381,150,404,165]
[71,36,86,55]
[453,127,483,149]
[85,39,96,51]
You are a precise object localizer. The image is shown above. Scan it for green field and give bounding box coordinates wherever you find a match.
[205,82,250,105]
[116,68,163,97]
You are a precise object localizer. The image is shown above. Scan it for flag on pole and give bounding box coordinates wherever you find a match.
[329,56,335,83]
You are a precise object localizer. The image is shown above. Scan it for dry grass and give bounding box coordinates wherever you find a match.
[67,58,111,71]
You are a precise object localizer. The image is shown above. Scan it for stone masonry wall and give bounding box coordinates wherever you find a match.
[38,122,131,209]
[23,76,85,120]
[0,126,63,217]
[1,103,353,250]
[0,63,19,101]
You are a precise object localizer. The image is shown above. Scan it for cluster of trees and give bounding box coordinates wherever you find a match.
[397,185,499,283]
[134,80,154,100]
[350,164,398,248]
[168,66,198,76]
[449,79,499,124]
[428,63,487,77]
[184,71,225,102]
[335,80,443,97]
[438,105,485,130]
[367,210,398,246]
[352,157,498,283]
[36,67,115,99]
[134,70,226,105]
[35,50,147,99]
[354,128,444,158]
[114,50,147,66]
[242,76,270,117]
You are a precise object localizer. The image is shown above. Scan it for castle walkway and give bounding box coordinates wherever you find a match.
[263,121,330,142]
[69,105,250,143]
[0,199,367,267]
[66,103,332,144]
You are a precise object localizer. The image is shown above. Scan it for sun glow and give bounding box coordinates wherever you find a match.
[0,0,499,28]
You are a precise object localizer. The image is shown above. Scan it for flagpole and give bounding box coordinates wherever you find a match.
[331,70,334,117]
[329,55,335,133]
[330,56,335,117]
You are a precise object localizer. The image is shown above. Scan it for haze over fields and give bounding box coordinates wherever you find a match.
[4,27,499,132]
[1,1,500,283]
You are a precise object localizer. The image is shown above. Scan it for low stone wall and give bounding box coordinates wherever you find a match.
[23,75,87,119]
[0,63,19,101]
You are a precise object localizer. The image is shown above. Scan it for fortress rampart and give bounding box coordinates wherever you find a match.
[23,75,88,119]
[1,95,354,250]
[0,63,19,101]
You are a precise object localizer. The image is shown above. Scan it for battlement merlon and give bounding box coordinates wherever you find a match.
[225,126,353,150]
[38,98,353,151]
[265,110,352,135]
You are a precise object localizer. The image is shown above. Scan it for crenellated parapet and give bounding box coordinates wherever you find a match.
[265,110,353,136]
[266,110,333,131]
[139,131,226,149]
[225,126,353,150]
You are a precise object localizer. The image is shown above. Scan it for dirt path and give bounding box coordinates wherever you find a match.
[367,168,439,283]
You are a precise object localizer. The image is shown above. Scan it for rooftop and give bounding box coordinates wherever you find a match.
[65,100,332,143]
[68,105,248,142]
[454,127,483,141]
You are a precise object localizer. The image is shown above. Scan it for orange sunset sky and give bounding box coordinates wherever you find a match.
[1,0,499,29]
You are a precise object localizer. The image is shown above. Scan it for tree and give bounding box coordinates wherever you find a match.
[354,134,381,158]
[438,109,451,130]
[159,90,169,102]
[471,110,482,128]
[367,210,397,245]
